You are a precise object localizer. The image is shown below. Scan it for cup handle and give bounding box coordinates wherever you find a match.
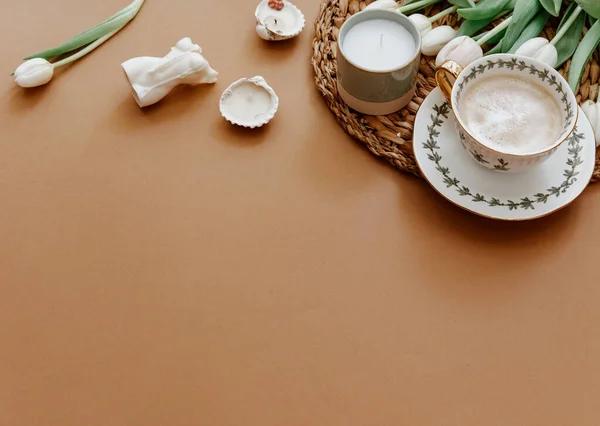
[435,60,463,103]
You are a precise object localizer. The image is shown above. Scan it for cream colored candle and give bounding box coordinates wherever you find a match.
[342,19,416,71]
[220,76,279,128]
[336,9,422,116]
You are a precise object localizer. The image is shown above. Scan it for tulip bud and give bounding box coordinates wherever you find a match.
[421,26,457,56]
[515,37,548,57]
[364,0,399,11]
[408,14,432,36]
[435,35,483,68]
[581,100,600,146]
[581,100,597,127]
[595,108,600,148]
[14,58,54,88]
[514,37,558,69]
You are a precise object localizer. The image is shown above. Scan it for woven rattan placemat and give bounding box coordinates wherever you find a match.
[312,0,600,183]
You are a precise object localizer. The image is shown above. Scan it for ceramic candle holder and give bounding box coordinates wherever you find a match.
[336,9,422,116]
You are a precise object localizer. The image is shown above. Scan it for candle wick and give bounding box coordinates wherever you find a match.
[274,18,278,24]
[380,34,383,47]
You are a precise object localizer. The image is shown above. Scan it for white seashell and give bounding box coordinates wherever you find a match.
[364,0,399,11]
[219,76,279,128]
[421,26,456,56]
[435,35,483,68]
[408,14,432,36]
[255,0,305,41]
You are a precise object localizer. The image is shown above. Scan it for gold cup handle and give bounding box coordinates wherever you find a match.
[435,60,463,103]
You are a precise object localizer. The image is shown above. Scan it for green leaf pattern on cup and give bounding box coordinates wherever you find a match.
[424,102,585,211]
[493,158,510,171]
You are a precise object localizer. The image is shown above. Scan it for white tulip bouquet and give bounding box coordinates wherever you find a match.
[366,0,600,142]
[367,0,600,92]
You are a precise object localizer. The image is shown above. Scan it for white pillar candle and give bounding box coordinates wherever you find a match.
[336,10,421,115]
[341,19,416,71]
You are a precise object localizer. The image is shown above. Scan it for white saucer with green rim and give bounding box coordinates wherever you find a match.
[413,88,596,221]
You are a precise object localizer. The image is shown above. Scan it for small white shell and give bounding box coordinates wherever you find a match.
[255,0,305,41]
[219,76,279,128]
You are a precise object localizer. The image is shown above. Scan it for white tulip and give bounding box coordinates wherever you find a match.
[595,107,600,148]
[581,100,600,146]
[13,58,54,88]
[581,100,597,128]
[435,35,483,68]
[421,26,457,56]
[13,0,146,90]
[515,37,549,57]
[408,14,432,36]
[364,0,399,11]
[515,37,558,69]
[531,44,558,68]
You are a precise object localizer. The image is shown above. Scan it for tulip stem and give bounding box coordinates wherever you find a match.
[24,0,145,61]
[550,6,583,46]
[398,0,443,14]
[52,28,121,69]
[429,6,457,23]
[477,16,512,46]
[50,0,145,69]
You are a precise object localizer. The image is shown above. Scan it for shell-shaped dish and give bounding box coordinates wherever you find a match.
[219,76,279,128]
[255,0,305,41]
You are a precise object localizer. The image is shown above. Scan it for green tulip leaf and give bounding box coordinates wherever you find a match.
[555,3,586,68]
[539,0,562,16]
[484,41,505,56]
[576,0,600,19]
[448,0,474,7]
[569,19,600,91]
[501,0,543,52]
[507,9,550,53]
[458,0,511,20]
[486,27,507,45]
[456,10,510,36]
[24,0,138,60]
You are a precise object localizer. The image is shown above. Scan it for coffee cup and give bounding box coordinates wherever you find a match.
[435,54,578,173]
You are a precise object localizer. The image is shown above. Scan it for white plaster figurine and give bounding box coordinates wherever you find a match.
[121,37,218,108]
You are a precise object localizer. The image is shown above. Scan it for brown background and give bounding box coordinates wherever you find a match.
[1,0,600,424]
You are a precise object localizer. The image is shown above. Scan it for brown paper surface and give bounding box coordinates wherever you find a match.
[1,0,600,424]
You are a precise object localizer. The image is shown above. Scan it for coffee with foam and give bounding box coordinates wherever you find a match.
[458,75,564,155]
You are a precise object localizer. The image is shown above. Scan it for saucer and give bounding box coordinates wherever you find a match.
[413,88,596,221]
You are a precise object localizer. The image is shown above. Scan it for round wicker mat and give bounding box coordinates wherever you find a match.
[312,0,600,183]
